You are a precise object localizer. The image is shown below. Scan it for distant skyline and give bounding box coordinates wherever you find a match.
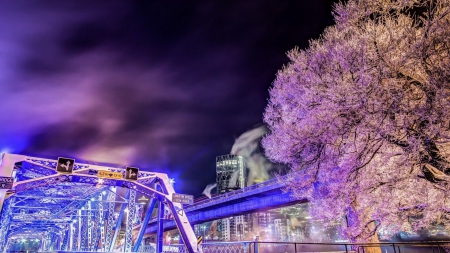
[0,1,337,196]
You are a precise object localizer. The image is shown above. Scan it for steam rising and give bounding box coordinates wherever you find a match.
[231,125,283,186]
[202,183,217,199]
[203,125,286,197]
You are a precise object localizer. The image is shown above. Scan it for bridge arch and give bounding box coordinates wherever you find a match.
[0,153,199,252]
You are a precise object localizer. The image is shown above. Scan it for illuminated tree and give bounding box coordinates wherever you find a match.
[263,0,450,244]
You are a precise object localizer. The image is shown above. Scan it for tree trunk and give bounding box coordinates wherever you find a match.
[362,222,382,253]
[348,203,382,253]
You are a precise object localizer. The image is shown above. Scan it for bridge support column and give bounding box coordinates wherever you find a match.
[156,199,165,253]
[0,154,24,213]
[80,208,89,251]
[105,188,116,251]
[87,201,93,250]
[76,209,82,251]
[68,223,74,251]
[91,199,102,252]
[0,199,12,253]
[133,197,157,252]
[61,228,69,250]
[97,193,106,252]
[0,154,23,253]
[109,189,130,252]
[124,189,136,252]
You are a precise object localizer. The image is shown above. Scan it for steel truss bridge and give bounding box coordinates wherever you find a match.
[0,153,200,253]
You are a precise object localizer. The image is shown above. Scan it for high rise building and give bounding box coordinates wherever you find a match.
[216,155,246,241]
[221,218,231,241]
[216,155,245,194]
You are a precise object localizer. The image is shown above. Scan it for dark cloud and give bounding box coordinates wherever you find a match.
[0,0,337,196]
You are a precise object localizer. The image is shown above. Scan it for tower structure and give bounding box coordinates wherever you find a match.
[216,155,245,194]
[216,155,247,241]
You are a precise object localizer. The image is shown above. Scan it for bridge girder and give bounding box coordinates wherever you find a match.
[0,153,199,253]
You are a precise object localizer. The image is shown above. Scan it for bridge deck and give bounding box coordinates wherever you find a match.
[145,175,305,233]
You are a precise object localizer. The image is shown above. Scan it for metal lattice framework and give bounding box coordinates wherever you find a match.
[0,153,200,253]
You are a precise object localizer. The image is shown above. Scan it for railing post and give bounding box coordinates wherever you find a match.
[393,243,397,253]
[294,243,297,253]
[254,236,259,253]
[345,244,348,253]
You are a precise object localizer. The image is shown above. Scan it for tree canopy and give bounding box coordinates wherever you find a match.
[263,0,450,242]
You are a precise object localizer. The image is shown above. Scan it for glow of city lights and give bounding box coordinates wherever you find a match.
[169,178,176,185]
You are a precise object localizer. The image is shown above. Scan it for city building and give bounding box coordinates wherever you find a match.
[216,155,246,194]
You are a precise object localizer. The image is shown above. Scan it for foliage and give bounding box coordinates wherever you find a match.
[263,0,450,242]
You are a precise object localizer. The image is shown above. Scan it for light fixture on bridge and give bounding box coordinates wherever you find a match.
[169,178,176,185]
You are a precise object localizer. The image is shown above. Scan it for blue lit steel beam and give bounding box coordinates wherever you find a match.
[21,161,57,176]
[0,199,12,250]
[96,194,105,252]
[132,197,156,252]
[2,154,200,253]
[146,191,305,233]
[105,188,116,252]
[68,223,74,251]
[61,228,69,250]
[156,199,165,253]
[76,209,82,251]
[124,189,136,252]
[155,178,198,253]
[80,208,89,251]
[87,201,93,250]
[108,189,130,252]
[0,154,25,213]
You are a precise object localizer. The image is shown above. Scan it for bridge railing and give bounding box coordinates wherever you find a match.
[137,241,251,253]
[185,175,288,212]
[246,241,450,253]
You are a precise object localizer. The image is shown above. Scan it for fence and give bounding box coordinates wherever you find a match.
[137,241,250,253]
[134,241,450,253]
[246,241,450,253]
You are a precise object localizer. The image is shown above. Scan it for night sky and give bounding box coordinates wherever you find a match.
[0,1,337,196]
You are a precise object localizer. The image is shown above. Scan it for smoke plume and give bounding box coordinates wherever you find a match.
[202,183,217,198]
[231,125,284,186]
